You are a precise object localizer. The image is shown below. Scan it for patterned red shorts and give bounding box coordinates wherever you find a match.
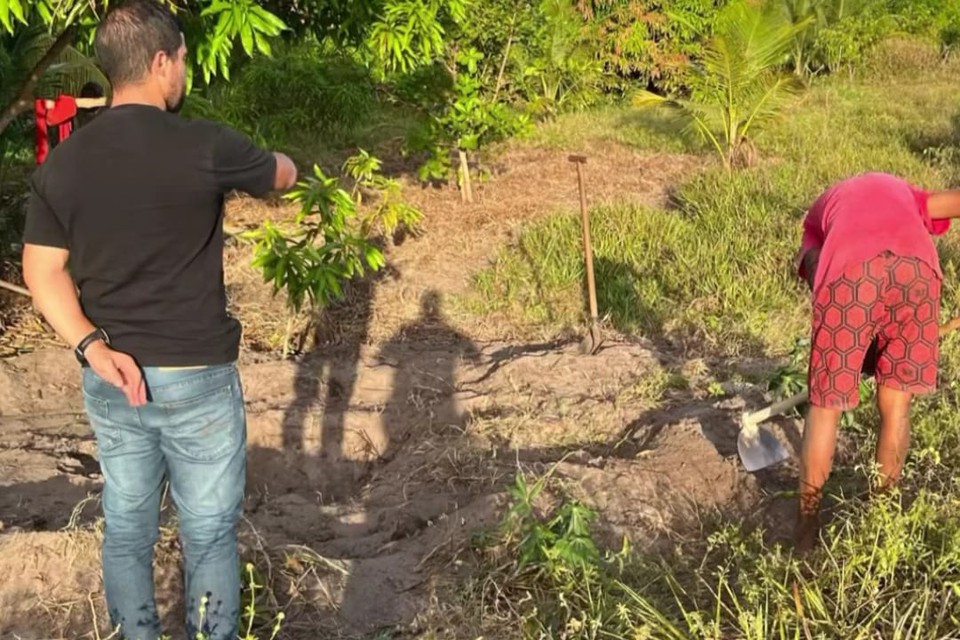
[809,252,940,409]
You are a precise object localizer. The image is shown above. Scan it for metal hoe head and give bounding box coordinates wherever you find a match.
[737,418,790,472]
[737,390,807,471]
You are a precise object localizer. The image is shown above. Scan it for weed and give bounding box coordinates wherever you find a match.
[478,463,960,639]
[139,563,284,640]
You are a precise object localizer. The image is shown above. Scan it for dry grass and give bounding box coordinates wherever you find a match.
[216,140,704,356]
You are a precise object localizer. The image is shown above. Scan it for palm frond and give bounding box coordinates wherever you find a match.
[739,72,805,134]
[3,25,107,99]
[633,0,810,169]
[704,1,812,87]
[631,89,727,160]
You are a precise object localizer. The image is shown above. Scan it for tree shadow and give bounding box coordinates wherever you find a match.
[0,474,101,531]
[591,255,664,338]
[590,255,771,356]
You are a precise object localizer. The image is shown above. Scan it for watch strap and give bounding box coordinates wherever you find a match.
[75,327,109,363]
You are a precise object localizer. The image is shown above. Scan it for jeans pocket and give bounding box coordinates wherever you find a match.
[161,381,244,463]
[83,392,125,454]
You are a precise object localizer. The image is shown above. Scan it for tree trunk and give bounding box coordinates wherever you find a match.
[0,279,30,297]
[458,148,473,204]
[491,16,516,103]
[0,27,76,139]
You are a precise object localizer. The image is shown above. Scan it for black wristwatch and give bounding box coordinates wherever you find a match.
[75,327,110,364]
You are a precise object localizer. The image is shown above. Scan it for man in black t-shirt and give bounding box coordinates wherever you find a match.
[21,1,297,638]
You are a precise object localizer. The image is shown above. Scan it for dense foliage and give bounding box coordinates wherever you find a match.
[2,0,958,330]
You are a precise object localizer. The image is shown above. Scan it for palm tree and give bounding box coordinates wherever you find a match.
[633,0,811,170]
[779,0,884,75]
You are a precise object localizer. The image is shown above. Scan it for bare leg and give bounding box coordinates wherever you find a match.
[875,384,911,491]
[795,405,842,552]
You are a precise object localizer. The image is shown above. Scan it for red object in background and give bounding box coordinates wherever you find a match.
[34,95,78,165]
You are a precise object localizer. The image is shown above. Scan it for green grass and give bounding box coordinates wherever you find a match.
[521,104,701,154]
[467,350,960,638]
[460,49,960,640]
[464,66,960,357]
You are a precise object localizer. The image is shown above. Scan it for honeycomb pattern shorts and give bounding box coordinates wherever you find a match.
[809,252,940,410]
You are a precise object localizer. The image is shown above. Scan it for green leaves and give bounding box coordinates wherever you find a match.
[0,0,286,89]
[195,0,287,83]
[633,0,808,169]
[499,468,601,597]
[343,149,424,239]
[247,152,420,319]
[0,0,27,33]
[510,0,601,115]
[246,164,384,315]
[426,47,529,157]
[368,0,471,73]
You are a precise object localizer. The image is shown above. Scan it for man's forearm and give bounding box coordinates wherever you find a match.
[25,268,96,349]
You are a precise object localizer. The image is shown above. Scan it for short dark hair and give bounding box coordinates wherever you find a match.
[94,0,183,88]
[80,81,105,98]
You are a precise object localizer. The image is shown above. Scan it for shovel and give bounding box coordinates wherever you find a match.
[738,315,960,472]
[569,154,602,354]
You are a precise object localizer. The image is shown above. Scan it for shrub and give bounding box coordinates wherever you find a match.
[208,40,379,151]
[583,0,728,96]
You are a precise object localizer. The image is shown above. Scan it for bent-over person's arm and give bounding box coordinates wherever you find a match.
[927,190,960,220]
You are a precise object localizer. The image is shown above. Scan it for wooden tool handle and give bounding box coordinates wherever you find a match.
[743,390,809,427]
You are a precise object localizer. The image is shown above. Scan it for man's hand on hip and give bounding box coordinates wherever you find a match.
[85,341,147,406]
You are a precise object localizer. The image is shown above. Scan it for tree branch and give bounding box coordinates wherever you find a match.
[491,19,516,104]
[0,279,31,297]
[0,26,77,138]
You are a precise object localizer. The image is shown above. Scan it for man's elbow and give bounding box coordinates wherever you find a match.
[273,153,298,191]
[22,243,69,293]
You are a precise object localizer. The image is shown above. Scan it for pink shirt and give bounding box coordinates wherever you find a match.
[798,172,948,294]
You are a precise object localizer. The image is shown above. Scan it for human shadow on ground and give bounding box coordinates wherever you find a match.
[245,277,484,634]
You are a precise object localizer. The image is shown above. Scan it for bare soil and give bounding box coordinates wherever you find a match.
[0,142,802,639]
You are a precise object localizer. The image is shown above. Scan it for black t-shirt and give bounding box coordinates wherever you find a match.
[23,104,277,367]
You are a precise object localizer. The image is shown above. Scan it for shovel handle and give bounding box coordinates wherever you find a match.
[742,390,808,430]
[571,156,598,322]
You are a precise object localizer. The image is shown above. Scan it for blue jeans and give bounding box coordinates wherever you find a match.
[82,363,247,640]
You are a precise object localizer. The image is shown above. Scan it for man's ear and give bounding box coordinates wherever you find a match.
[149,49,167,75]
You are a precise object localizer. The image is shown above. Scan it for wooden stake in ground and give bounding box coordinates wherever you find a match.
[458,149,474,204]
[569,154,602,354]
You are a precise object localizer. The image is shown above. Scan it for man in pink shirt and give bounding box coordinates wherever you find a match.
[795,172,960,551]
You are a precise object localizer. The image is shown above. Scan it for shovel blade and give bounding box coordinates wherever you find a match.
[737,424,790,472]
